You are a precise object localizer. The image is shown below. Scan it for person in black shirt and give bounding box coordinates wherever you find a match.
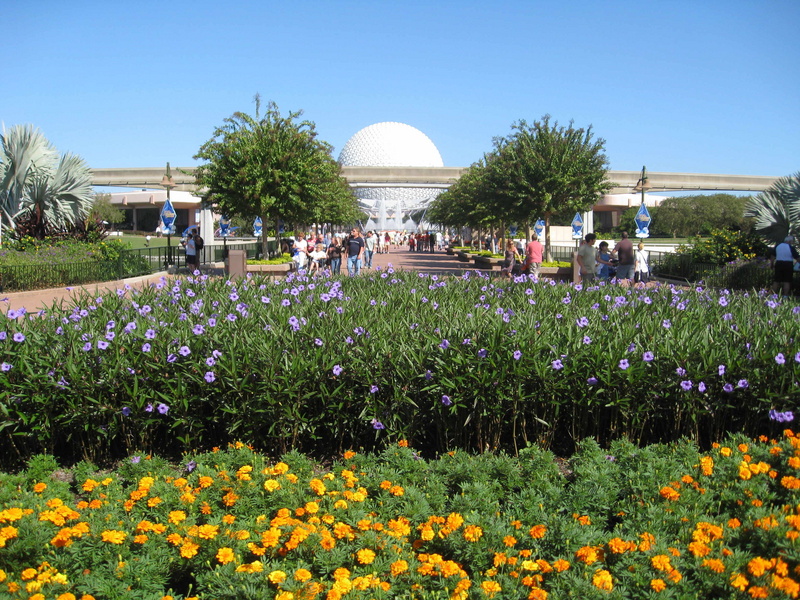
[346,228,365,276]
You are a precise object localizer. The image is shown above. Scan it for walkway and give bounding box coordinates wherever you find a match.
[0,248,477,315]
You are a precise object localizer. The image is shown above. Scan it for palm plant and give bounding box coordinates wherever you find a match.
[0,124,94,241]
[744,172,800,243]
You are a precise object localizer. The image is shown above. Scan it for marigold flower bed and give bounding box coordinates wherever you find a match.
[1,432,799,599]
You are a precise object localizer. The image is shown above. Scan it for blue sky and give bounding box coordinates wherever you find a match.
[3,1,798,178]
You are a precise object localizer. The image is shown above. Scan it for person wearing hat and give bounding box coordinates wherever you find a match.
[770,235,799,296]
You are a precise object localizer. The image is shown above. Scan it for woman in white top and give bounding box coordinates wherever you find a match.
[634,242,649,284]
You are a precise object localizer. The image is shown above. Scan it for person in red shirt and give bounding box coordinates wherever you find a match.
[524,233,543,277]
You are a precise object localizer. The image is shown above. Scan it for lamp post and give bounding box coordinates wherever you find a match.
[160,163,177,269]
[632,166,653,238]
[633,165,651,205]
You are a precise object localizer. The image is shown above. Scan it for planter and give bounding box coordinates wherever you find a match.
[538,266,573,281]
[446,247,455,255]
[246,263,295,274]
[456,251,471,263]
[473,255,500,270]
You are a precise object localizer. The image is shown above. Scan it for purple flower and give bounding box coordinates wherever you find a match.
[0,362,11,372]
[167,353,177,363]
[82,342,92,352]
[576,316,589,328]
[141,343,151,353]
[204,371,216,383]
[12,332,25,343]
[662,319,671,329]
[145,329,156,340]
[478,348,488,358]
[192,325,204,335]
[676,367,687,377]
[627,343,636,352]
[680,380,693,391]
[462,338,471,345]
[643,351,654,362]
[723,383,734,393]
[314,338,324,347]
[333,364,343,376]
[738,379,749,389]
[552,359,564,370]
[439,339,450,350]
[619,359,629,370]
[718,365,726,376]
[513,350,522,361]
[371,418,385,430]
[770,410,795,423]
[718,297,728,307]
[441,395,452,406]
[145,403,154,412]
[130,455,141,464]
[425,370,432,380]
[157,403,169,414]
[121,406,131,416]
[179,346,191,357]
[186,460,197,473]
[698,381,707,393]
[583,336,592,345]
[105,331,115,341]
[206,357,216,367]
[370,385,379,394]
[775,353,786,365]
[587,377,598,385]
[796,352,800,363]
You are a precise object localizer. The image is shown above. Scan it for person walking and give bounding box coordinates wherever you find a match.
[612,232,634,281]
[770,235,799,295]
[634,241,650,284]
[596,241,614,280]
[576,233,597,284]
[501,239,521,278]
[524,233,543,278]
[184,232,197,271]
[346,228,365,276]
[364,231,377,268]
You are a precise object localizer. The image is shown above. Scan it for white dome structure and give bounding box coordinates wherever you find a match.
[338,122,444,231]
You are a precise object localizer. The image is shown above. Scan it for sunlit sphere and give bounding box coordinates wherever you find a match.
[338,122,444,230]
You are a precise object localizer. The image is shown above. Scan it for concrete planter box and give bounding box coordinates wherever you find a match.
[538,266,573,281]
[473,255,501,270]
[456,251,472,262]
[246,263,295,275]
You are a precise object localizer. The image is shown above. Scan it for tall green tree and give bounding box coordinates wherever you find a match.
[491,115,612,260]
[0,124,93,242]
[744,172,800,243]
[194,96,359,256]
[654,194,752,238]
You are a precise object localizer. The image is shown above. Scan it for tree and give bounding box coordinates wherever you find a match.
[744,172,800,243]
[91,193,125,226]
[193,96,359,256]
[0,124,94,242]
[490,116,612,260]
[655,194,752,238]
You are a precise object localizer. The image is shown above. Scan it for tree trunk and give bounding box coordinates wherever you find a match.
[544,215,553,263]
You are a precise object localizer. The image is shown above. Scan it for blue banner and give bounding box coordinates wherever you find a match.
[160,198,176,234]
[534,219,545,238]
[253,216,263,237]
[635,203,651,238]
[219,216,230,238]
[571,213,584,239]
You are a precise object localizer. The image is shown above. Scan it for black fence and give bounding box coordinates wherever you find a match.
[0,240,282,293]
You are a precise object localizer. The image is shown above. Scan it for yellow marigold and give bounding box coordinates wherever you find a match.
[264,479,281,492]
[720,447,732,457]
[236,561,264,573]
[730,573,749,591]
[294,568,312,582]
[575,546,600,564]
[398,439,409,447]
[668,569,682,583]
[275,592,294,600]
[21,568,37,580]
[503,535,517,547]
[333,567,351,581]
[481,580,502,597]
[309,478,327,495]
[33,482,47,493]
[168,511,186,524]
[390,485,405,496]
[179,541,199,559]
[58,594,77,600]
[700,456,714,476]
[781,476,800,489]
[194,524,218,540]
[576,514,592,525]
[216,547,235,564]
[101,530,126,544]
[592,569,613,591]
[463,524,483,542]
[343,451,356,460]
[607,537,630,554]
[748,586,768,598]
[650,578,667,592]
[268,570,287,585]
[390,560,408,576]
[747,557,775,577]
[356,548,376,564]
[651,554,672,572]
[788,456,800,469]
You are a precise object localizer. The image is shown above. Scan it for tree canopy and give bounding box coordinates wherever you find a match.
[427,115,611,259]
[193,96,360,254]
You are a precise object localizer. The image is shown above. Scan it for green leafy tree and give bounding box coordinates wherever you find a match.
[490,115,612,260]
[0,124,93,242]
[193,95,359,256]
[655,194,752,238]
[744,172,800,243]
[91,193,125,226]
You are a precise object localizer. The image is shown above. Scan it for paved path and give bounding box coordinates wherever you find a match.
[1,248,481,315]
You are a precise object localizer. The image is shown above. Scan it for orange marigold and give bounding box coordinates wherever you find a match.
[529,525,547,539]
[650,578,667,592]
[592,569,613,591]
[216,547,235,564]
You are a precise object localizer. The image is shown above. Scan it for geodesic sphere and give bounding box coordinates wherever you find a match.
[338,122,444,167]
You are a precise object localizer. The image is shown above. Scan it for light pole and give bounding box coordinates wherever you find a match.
[632,166,653,238]
[160,163,177,268]
[633,166,651,205]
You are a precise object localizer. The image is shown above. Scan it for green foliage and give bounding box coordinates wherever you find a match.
[643,194,753,237]
[675,228,770,264]
[247,254,293,265]
[745,171,800,243]
[91,193,125,225]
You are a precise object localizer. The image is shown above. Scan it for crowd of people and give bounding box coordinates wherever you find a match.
[576,231,650,285]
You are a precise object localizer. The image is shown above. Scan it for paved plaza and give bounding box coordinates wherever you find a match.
[1,247,478,315]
